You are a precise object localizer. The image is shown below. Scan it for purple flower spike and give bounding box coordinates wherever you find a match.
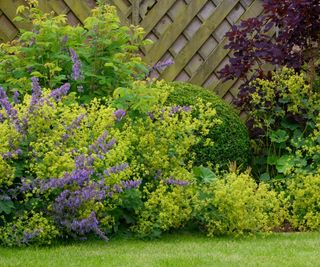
[70,48,81,81]
[69,212,108,240]
[62,35,69,45]
[89,132,116,155]
[164,177,189,186]
[0,87,22,132]
[30,77,42,107]
[146,59,174,78]
[169,105,192,116]
[13,91,20,104]
[62,114,86,141]
[150,59,174,72]
[22,231,39,244]
[182,106,192,112]
[50,83,70,101]
[114,109,126,121]
[104,163,129,177]
[0,88,15,115]
[20,178,33,193]
[147,111,155,120]
[2,149,22,160]
[121,179,142,190]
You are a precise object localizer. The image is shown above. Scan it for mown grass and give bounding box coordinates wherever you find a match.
[1,232,319,267]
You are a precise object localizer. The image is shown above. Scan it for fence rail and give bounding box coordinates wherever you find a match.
[0,0,263,106]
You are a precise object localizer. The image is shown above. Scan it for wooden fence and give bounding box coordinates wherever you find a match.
[0,0,263,106]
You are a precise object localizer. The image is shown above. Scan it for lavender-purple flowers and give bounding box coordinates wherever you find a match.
[169,105,192,116]
[153,171,189,186]
[50,83,70,101]
[121,179,142,190]
[69,212,108,241]
[114,109,126,121]
[164,178,189,186]
[0,87,16,117]
[0,87,22,132]
[70,48,81,81]
[147,59,174,76]
[2,149,22,160]
[89,131,116,155]
[104,163,129,177]
[62,114,86,141]
[13,91,20,104]
[22,230,40,244]
[30,77,42,108]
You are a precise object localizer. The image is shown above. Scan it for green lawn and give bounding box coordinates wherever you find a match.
[1,233,320,267]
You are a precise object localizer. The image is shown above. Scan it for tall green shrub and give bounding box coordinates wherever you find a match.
[0,1,149,102]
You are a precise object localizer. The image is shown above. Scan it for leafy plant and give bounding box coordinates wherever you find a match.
[195,170,284,236]
[287,174,320,231]
[132,182,194,238]
[0,0,150,102]
[193,166,216,184]
[0,211,59,247]
[247,68,320,179]
[0,79,140,244]
[0,73,220,245]
[220,0,320,108]
[112,80,172,116]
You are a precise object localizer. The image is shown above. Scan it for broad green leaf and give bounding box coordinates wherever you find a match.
[193,166,216,183]
[276,155,294,174]
[267,155,278,165]
[270,129,289,143]
[0,200,14,215]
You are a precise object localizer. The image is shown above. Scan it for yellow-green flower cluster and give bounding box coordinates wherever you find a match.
[197,171,284,236]
[287,174,320,231]
[132,182,194,237]
[250,67,319,128]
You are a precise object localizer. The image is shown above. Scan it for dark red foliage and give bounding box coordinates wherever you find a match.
[220,0,320,108]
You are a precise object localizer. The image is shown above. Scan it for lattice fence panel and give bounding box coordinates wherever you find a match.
[0,0,98,42]
[140,0,263,108]
[0,0,263,109]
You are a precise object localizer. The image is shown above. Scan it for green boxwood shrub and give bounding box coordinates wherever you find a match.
[166,82,251,169]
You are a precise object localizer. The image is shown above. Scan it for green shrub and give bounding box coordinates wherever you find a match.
[0,78,219,244]
[0,83,133,242]
[0,212,59,247]
[196,171,284,236]
[132,182,195,237]
[287,174,320,231]
[166,82,251,169]
[0,1,149,101]
[246,67,320,179]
